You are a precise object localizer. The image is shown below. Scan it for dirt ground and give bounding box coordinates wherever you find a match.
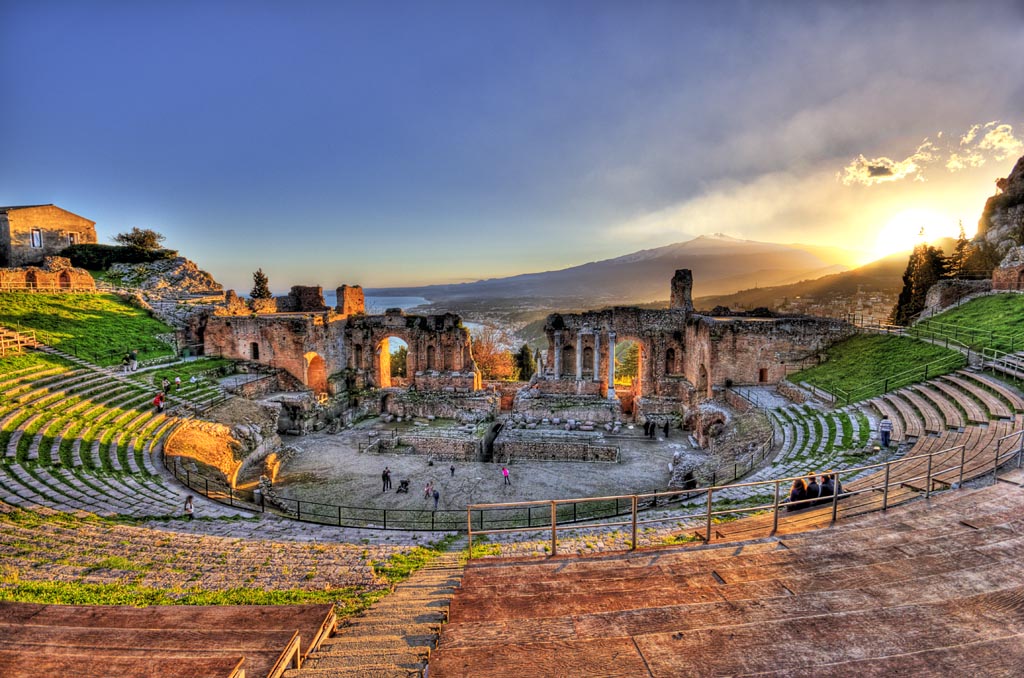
[271,418,709,514]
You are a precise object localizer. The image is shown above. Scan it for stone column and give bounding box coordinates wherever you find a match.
[592,332,600,381]
[553,331,562,378]
[607,331,617,398]
[575,331,583,380]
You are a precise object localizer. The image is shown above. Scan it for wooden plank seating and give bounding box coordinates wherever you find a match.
[926,379,989,424]
[959,370,1024,412]
[431,482,1024,677]
[0,602,335,678]
[941,373,1014,419]
[881,394,923,438]
[897,387,945,433]
[913,383,968,429]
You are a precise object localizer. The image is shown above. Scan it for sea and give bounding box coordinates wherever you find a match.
[322,292,430,314]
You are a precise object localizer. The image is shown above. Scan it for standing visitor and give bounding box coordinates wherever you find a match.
[879,416,893,448]
[502,466,511,485]
[129,349,138,372]
[450,464,455,477]
[184,495,194,521]
[663,421,670,438]
[382,467,392,492]
[432,488,440,510]
[122,354,131,374]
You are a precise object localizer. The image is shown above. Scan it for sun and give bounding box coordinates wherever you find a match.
[871,209,965,260]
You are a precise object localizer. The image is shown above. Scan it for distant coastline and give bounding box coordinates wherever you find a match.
[322,292,430,314]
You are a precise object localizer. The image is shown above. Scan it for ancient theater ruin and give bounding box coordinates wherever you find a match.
[522,269,856,424]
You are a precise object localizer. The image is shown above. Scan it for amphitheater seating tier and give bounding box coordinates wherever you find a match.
[432,481,1024,677]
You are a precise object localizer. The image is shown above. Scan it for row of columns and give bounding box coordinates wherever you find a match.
[551,329,618,400]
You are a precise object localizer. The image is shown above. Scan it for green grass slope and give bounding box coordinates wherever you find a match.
[792,334,965,403]
[911,294,1024,354]
[0,292,175,366]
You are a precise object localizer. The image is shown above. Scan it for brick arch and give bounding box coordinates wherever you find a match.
[304,352,327,395]
[374,335,411,389]
[612,335,649,398]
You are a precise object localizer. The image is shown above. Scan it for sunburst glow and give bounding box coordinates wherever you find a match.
[871,209,968,260]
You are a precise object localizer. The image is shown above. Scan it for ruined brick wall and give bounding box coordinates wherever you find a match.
[484,380,526,411]
[776,381,808,404]
[0,257,95,290]
[0,205,97,267]
[493,430,619,463]
[992,264,1024,291]
[685,315,855,391]
[387,434,483,461]
[276,286,329,312]
[382,391,498,422]
[336,285,365,315]
[670,269,694,312]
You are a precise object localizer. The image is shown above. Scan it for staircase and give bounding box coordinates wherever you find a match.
[287,545,466,678]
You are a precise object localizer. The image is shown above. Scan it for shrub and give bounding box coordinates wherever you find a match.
[60,244,178,270]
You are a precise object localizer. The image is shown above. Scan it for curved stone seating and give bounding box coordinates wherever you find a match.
[881,393,925,438]
[431,481,1024,677]
[896,388,944,434]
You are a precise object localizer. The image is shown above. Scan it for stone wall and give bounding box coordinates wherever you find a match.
[276,286,330,312]
[382,390,499,423]
[381,434,483,461]
[493,429,618,463]
[336,285,365,315]
[483,380,525,411]
[776,381,808,404]
[992,246,1024,291]
[0,256,95,290]
[0,205,96,267]
[922,279,993,315]
[513,390,622,423]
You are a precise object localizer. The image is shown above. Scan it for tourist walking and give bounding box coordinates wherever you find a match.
[382,467,392,492]
[502,466,511,485]
[450,464,455,477]
[432,488,440,510]
[121,354,131,374]
[424,480,433,499]
[153,392,164,413]
[183,495,194,521]
[129,349,138,372]
[879,416,893,448]
[663,421,670,438]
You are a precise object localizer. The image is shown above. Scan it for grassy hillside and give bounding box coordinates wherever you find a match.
[792,334,965,404]
[0,292,175,366]
[911,294,1024,354]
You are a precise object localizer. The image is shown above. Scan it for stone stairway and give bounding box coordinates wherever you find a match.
[0,325,39,357]
[287,543,466,678]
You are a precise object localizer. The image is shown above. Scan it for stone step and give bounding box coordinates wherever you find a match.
[315,633,436,652]
[305,649,427,670]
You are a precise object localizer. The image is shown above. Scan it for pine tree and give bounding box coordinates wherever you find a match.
[390,345,408,378]
[948,220,973,277]
[250,268,272,299]
[515,344,536,380]
[889,244,948,325]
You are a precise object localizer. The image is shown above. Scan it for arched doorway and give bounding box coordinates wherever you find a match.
[58,271,72,289]
[665,348,676,375]
[376,336,409,388]
[614,339,644,414]
[304,352,328,395]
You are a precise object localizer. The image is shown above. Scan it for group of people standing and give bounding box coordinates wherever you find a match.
[786,471,842,511]
[642,420,669,439]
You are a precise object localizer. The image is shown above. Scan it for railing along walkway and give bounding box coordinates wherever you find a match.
[466,427,1024,558]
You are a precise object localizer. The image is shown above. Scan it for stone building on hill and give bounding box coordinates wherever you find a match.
[0,204,97,268]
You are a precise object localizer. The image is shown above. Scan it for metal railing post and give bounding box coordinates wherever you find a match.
[631,496,638,551]
[831,478,839,524]
[882,462,891,511]
[959,446,966,488]
[925,453,934,498]
[467,507,473,559]
[994,438,1003,481]
[550,501,557,557]
[705,488,714,543]
[771,481,780,534]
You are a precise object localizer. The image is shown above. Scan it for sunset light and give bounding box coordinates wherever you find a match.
[871,208,968,260]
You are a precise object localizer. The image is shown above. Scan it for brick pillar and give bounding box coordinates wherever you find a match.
[553,331,562,378]
[607,331,617,398]
[592,332,600,381]
[575,331,583,380]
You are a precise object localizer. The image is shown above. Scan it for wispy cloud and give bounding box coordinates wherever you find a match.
[840,122,1023,186]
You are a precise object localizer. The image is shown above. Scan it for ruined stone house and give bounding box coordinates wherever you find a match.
[0,205,97,268]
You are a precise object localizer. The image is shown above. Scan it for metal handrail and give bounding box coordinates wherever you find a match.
[467,427,1024,557]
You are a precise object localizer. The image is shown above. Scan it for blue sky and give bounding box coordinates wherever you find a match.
[2,1,1023,292]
